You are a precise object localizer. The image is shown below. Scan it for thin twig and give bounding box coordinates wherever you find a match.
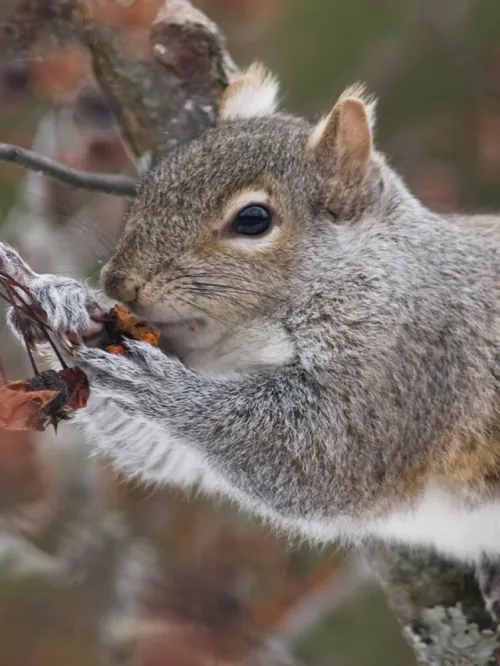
[0,274,69,368]
[3,282,39,377]
[0,144,137,197]
[0,270,40,295]
[0,287,43,322]
[0,272,47,325]
[0,272,46,317]
[36,326,69,370]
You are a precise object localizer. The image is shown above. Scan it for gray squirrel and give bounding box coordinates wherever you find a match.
[3,64,500,578]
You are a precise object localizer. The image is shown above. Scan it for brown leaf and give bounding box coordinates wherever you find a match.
[0,381,58,431]
[100,304,161,354]
[59,366,90,410]
[105,344,126,355]
[0,368,90,433]
[112,304,161,346]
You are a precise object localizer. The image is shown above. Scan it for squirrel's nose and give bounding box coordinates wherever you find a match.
[116,278,140,304]
[100,266,141,305]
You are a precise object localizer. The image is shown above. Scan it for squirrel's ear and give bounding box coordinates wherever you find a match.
[308,84,376,182]
[219,63,279,121]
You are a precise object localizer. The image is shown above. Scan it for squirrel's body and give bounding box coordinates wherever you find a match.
[77,204,500,561]
[4,66,500,567]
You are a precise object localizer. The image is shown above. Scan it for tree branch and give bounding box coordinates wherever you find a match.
[0,144,137,197]
[1,0,238,160]
[366,541,500,665]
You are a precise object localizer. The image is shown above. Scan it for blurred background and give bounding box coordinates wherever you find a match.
[0,0,499,664]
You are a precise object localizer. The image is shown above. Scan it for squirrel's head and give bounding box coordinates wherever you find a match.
[101,64,395,351]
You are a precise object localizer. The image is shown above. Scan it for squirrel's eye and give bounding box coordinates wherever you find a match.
[232,205,272,236]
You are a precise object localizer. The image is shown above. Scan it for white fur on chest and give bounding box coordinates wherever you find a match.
[177,320,295,375]
[372,481,500,561]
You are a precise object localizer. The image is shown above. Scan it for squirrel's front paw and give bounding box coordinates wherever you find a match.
[8,275,103,347]
[74,347,143,405]
[1,242,103,347]
[74,343,170,413]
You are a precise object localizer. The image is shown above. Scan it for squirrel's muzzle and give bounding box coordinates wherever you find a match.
[100,264,142,306]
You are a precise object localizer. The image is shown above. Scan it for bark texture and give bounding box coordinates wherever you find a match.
[1,0,238,159]
[367,541,500,665]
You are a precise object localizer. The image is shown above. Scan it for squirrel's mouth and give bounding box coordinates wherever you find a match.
[136,302,211,343]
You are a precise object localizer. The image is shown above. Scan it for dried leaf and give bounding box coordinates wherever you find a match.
[105,344,126,355]
[0,381,58,431]
[100,304,161,354]
[59,366,89,410]
[0,367,90,433]
[112,304,161,346]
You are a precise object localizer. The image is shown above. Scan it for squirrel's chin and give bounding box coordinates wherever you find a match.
[158,316,206,332]
[157,316,227,360]
[157,317,209,350]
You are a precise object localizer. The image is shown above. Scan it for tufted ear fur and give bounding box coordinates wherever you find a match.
[219,63,279,121]
[309,84,376,184]
[308,84,378,218]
